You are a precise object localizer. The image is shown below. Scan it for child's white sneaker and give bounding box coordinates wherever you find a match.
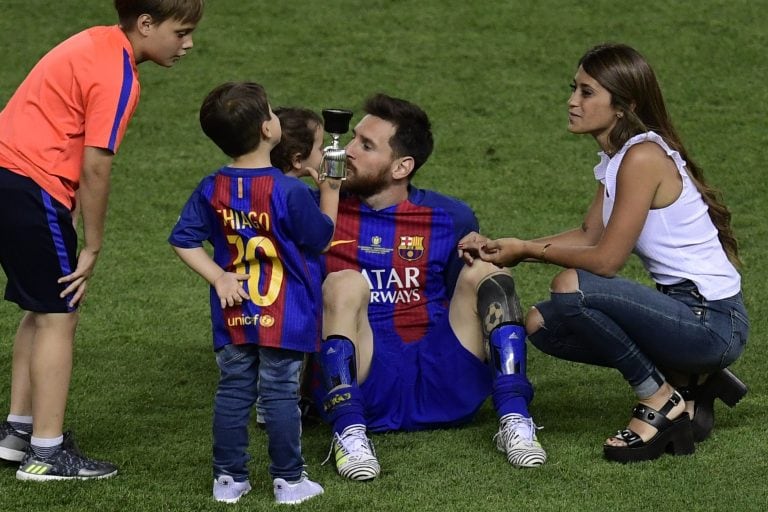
[273,472,324,505]
[213,475,252,503]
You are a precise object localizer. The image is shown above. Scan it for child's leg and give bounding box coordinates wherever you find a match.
[27,312,78,438]
[9,312,36,420]
[257,347,305,482]
[212,344,259,481]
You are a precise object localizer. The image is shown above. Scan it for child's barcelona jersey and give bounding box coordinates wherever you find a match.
[170,166,334,352]
[324,186,478,345]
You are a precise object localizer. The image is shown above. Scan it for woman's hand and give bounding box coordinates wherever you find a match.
[476,237,529,267]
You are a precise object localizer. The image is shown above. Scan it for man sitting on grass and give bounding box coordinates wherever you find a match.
[313,93,547,481]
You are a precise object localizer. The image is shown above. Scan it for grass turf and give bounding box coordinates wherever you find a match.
[1,1,766,510]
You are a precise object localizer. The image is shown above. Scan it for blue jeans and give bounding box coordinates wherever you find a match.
[213,344,305,481]
[529,270,749,398]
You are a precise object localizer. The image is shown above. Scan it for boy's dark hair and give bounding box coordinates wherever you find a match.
[363,93,433,174]
[270,107,323,173]
[114,0,204,26]
[199,82,271,158]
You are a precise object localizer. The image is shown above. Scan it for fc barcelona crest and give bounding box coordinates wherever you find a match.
[398,235,424,261]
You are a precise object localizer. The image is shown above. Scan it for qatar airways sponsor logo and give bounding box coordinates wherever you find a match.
[362,267,422,304]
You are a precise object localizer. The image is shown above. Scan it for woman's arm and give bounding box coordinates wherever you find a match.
[470,142,676,275]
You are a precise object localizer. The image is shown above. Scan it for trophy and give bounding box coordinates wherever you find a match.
[319,108,354,181]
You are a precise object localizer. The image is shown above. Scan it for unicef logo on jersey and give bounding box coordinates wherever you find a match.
[398,235,424,261]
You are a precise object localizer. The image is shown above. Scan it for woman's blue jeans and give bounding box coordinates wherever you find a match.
[529,270,749,398]
[212,344,304,481]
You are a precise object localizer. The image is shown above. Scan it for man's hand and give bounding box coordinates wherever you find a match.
[457,231,490,265]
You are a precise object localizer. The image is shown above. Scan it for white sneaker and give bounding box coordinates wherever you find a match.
[323,424,380,481]
[213,475,252,504]
[273,472,324,505]
[494,413,547,468]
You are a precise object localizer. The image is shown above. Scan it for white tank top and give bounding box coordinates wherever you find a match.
[593,131,740,300]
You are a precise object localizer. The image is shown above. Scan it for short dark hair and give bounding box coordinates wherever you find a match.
[270,107,323,173]
[362,93,433,174]
[199,82,271,158]
[114,0,204,26]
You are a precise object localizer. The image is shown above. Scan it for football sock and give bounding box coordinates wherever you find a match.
[7,414,33,434]
[493,374,533,418]
[323,386,366,435]
[31,435,64,458]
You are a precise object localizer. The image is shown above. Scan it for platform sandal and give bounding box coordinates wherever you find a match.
[678,368,748,443]
[603,390,695,463]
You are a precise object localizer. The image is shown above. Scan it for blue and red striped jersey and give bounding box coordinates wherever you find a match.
[169,166,334,352]
[324,186,478,345]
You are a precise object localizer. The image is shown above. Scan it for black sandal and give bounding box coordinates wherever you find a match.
[679,368,748,443]
[603,390,695,463]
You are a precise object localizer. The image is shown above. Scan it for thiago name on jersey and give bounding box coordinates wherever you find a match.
[218,208,271,232]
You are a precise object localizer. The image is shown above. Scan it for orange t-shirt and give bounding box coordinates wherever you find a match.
[0,25,140,209]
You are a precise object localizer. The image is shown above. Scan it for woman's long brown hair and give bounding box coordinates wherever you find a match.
[579,43,741,266]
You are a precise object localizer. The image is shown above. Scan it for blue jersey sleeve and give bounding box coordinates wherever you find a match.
[168,179,215,248]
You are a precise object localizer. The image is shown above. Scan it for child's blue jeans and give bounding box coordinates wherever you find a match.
[213,344,304,481]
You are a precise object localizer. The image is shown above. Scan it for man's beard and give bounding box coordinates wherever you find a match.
[341,164,390,198]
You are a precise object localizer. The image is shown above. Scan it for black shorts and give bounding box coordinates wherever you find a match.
[0,167,78,312]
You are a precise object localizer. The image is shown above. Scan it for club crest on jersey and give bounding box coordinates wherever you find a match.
[398,235,424,261]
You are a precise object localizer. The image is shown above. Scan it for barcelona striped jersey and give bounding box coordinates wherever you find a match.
[169,166,334,352]
[324,186,478,345]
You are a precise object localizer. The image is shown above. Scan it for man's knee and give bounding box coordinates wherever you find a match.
[323,270,370,310]
[457,259,503,291]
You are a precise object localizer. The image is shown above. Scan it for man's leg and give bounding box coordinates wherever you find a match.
[450,262,546,467]
[319,270,380,481]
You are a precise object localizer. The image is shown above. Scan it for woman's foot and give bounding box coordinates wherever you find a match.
[603,383,695,462]
[604,382,686,448]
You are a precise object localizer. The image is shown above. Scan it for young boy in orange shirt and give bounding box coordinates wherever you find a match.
[0,0,204,481]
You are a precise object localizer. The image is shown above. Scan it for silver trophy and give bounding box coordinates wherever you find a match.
[319,108,353,181]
